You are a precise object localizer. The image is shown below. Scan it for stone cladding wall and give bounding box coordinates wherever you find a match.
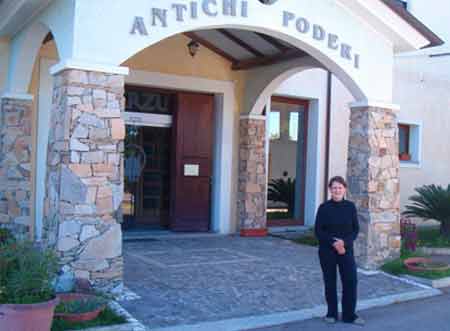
[347,106,401,269]
[44,69,125,291]
[0,97,33,240]
[238,118,267,236]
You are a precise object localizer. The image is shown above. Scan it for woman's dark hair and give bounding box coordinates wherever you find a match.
[328,176,347,188]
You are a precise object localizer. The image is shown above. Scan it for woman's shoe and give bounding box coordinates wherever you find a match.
[342,316,365,325]
[352,317,365,326]
[324,317,337,324]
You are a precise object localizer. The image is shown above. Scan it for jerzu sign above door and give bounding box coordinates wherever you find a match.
[130,0,361,69]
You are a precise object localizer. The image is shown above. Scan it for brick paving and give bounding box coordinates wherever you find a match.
[119,236,424,329]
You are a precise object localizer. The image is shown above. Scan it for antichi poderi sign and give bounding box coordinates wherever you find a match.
[130,0,361,69]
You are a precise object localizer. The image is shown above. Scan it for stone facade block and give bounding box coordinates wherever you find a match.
[0,97,33,240]
[111,119,125,140]
[238,118,267,236]
[347,106,401,269]
[44,69,125,292]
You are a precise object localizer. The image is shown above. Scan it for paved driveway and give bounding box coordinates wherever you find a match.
[119,236,427,330]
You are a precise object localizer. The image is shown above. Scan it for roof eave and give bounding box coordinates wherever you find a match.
[381,0,444,49]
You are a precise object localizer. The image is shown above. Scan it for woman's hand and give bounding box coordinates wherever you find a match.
[333,239,346,255]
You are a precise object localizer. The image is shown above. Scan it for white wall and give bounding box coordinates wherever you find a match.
[62,0,407,103]
[0,38,9,93]
[394,55,450,208]
[407,0,450,54]
[397,1,450,82]
[393,1,450,208]
[35,58,56,241]
[3,0,433,104]
[5,0,75,94]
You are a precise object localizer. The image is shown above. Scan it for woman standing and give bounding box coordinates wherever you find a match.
[314,176,364,325]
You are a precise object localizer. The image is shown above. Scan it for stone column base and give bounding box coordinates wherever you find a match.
[240,228,268,237]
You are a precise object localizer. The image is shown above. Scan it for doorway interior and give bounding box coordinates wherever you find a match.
[267,96,309,227]
[121,85,215,233]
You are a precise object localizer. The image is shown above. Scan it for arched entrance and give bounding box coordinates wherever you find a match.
[43,29,396,292]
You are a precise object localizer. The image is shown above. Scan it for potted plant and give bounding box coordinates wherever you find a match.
[54,293,107,322]
[0,240,59,331]
[404,257,450,272]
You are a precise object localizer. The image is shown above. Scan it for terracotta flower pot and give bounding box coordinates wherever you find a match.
[404,257,450,272]
[399,153,411,161]
[55,293,106,323]
[0,297,59,331]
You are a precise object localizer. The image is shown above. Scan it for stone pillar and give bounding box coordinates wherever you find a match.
[238,116,267,237]
[0,95,33,240]
[347,105,401,269]
[44,69,125,292]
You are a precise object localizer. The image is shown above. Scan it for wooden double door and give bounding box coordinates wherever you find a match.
[123,88,214,232]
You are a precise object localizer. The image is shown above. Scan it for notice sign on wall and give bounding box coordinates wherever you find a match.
[129,0,361,69]
[184,164,200,177]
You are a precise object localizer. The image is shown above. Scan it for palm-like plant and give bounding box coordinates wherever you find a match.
[403,184,450,238]
[267,178,296,217]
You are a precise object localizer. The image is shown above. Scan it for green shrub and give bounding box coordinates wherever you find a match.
[55,297,108,314]
[0,228,14,245]
[403,184,450,238]
[0,241,58,304]
[51,307,127,331]
[268,178,296,217]
[417,227,450,248]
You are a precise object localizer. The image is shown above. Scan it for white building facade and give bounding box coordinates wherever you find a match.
[0,0,443,291]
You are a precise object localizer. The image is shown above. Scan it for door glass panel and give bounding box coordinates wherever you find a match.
[269,112,281,140]
[122,125,171,230]
[141,126,171,224]
[289,112,299,141]
[122,125,142,223]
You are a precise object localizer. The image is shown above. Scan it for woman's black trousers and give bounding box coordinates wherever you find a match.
[318,247,358,322]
